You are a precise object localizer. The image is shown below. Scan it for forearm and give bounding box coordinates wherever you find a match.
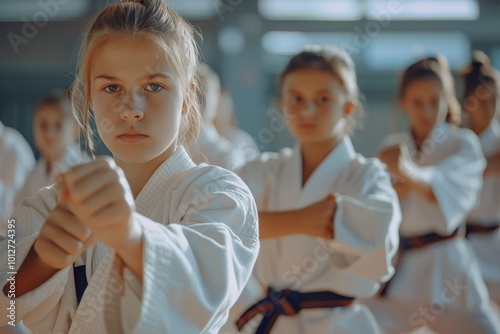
[398,157,437,202]
[392,181,410,199]
[3,246,59,298]
[406,177,436,202]
[258,210,303,239]
[115,221,144,283]
[484,160,500,176]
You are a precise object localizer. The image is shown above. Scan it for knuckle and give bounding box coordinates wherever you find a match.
[99,155,116,169]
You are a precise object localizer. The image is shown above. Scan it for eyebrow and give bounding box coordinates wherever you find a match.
[286,89,333,94]
[93,73,171,81]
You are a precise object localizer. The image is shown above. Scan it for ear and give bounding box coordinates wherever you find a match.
[343,100,356,116]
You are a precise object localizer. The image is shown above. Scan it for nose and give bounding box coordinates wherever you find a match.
[423,104,435,118]
[119,90,144,121]
[120,107,144,121]
[301,101,317,117]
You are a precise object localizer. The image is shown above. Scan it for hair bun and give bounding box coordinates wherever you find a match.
[470,50,491,74]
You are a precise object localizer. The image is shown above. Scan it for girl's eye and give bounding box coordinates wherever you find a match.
[104,85,120,93]
[145,83,163,92]
[318,96,331,104]
[290,96,302,104]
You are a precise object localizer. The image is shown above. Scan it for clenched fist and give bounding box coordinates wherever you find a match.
[59,156,139,253]
[34,204,94,269]
[298,195,336,239]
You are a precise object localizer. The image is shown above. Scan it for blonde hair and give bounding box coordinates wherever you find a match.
[196,63,221,123]
[279,45,364,135]
[70,0,202,155]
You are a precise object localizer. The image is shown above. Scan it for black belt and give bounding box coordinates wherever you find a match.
[73,265,88,305]
[236,287,354,334]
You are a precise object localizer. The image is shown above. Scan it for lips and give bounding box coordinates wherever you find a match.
[300,123,316,129]
[117,131,148,143]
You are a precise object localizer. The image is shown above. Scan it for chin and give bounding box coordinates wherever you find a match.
[112,147,156,165]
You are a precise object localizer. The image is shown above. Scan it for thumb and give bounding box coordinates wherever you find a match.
[56,173,71,206]
[82,232,98,252]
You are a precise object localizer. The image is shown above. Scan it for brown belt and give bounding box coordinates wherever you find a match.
[466,221,500,237]
[379,228,463,296]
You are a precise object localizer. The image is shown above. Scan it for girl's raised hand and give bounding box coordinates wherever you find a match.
[379,145,402,173]
[298,195,336,239]
[60,157,139,253]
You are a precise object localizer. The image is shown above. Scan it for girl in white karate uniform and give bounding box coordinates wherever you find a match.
[190,63,246,170]
[13,91,89,209]
[214,87,261,163]
[364,56,500,334]
[0,0,259,333]
[0,122,35,236]
[222,46,401,334]
[461,51,500,308]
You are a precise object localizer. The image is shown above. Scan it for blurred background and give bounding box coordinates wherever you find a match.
[0,0,499,157]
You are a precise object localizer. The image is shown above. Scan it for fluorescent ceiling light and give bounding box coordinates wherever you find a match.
[259,0,363,21]
[262,31,356,55]
[363,32,470,70]
[0,0,91,22]
[366,0,479,21]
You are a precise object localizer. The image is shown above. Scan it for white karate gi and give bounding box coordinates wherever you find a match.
[363,122,500,334]
[13,144,90,210]
[191,124,247,171]
[467,119,500,303]
[0,147,259,334]
[222,136,401,334]
[0,122,35,237]
[219,127,260,164]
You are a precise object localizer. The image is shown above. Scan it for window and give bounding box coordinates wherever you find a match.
[258,0,363,21]
[363,32,470,70]
[366,0,479,21]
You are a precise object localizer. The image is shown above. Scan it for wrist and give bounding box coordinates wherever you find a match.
[115,217,143,258]
[293,209,306,234]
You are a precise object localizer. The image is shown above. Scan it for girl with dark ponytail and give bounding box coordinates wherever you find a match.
[463,50,500,311]
[363,56,500,334]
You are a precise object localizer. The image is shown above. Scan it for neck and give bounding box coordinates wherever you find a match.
[114,147,176,198]
[44,150,65,175]
[300,137,341,186]
[44,159,53,175]
[411,127,431,149]
[469,119,489,136]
